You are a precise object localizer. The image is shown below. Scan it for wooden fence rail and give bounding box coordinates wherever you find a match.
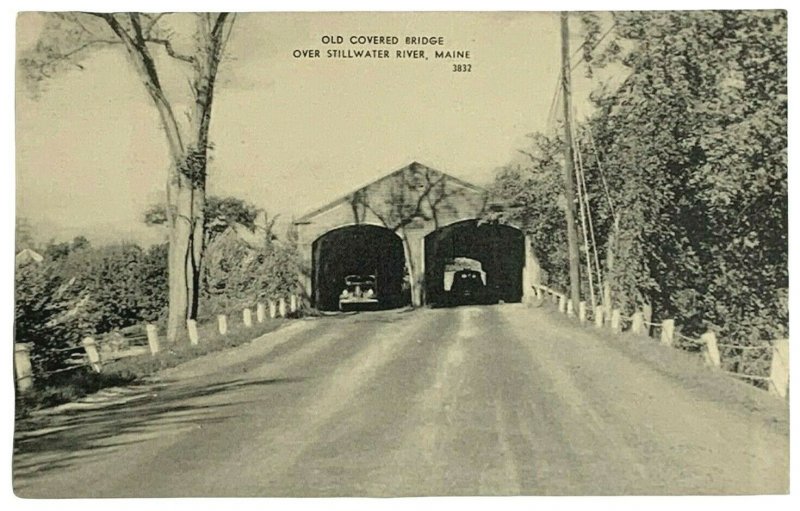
[531,284,788,399]
[14,294,304,393]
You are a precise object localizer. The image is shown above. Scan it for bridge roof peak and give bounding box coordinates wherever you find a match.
[295,161,486,224]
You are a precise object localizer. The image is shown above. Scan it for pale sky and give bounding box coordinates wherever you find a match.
[16,11,607,246]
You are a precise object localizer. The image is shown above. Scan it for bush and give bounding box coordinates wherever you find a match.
[56,242,169,331]
[15,242,169,387]
[203,230,300,317]
[14,262,92,383]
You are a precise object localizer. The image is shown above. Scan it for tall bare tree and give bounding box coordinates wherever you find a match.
[19,12,236,343]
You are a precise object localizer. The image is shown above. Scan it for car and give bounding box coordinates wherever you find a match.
[448,268,488,305]
[339,274,379,311]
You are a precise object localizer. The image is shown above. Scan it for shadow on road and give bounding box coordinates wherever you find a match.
[14,376,305,481]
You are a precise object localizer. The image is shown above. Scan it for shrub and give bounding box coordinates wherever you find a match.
[14,262,92,383]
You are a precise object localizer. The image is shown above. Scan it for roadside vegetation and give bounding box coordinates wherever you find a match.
[15,196,301,412]
[15,318,286,417]
[488,11,787,357]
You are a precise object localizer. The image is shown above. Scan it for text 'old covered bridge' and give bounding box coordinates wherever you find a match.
[294,162,539,310]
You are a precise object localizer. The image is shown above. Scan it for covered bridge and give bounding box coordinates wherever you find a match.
[293,162,539,310]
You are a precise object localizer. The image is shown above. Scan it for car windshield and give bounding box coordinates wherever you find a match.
[345,275,375,289]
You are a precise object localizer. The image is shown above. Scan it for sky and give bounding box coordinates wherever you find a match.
[16,11,608,246]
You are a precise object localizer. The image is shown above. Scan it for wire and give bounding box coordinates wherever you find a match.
[549,19,617,311]
[587,126,617,223]
[570,121,596,310]
[545,71,562,133]
[575,125,605,309]
[570,21,618,72]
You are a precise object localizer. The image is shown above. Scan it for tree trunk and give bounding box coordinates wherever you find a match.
[399,229,420,307]
[183,13,227,321]
[165,148,209,343]
[188,182,206,319]
[165,180,198,342]
[97,13,229,344]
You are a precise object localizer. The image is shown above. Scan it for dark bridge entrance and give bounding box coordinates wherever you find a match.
[424,220,525,305]
[311,224,408,311]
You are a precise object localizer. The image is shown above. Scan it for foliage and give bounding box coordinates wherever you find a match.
[488,134,570,290]
[53,243,169,332]
[590,10,787,342]
[19,12,237,344]
[15,217,36,252]
[144,195,269,244]
[15,190,298,387]
[203,230,300,316]
[14,262,92,383]
[492,10,787,346]
[43,236,91,261]
[14,225,301,392]
[15,242,170,374]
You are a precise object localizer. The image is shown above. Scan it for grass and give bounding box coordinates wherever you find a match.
[16,316,291,416]
[531,301,789,434]
[15,371,138,416]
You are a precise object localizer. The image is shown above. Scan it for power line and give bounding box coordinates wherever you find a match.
[545,71,562,133]
[570,21,617,72]
[574,122,605,308]
[587,126,617,223]
[570,118,596,310]
[546,21,617,132]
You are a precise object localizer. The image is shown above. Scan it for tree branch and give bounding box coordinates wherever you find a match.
[143,13,167,37]
[46,39,123,65]
[129,13,147,46]
[145,38,197,64]
[212,13,230,39]
[93,12,196,66]
[221,13,237,54]
[89,12,185,157]
[53,13,96,38]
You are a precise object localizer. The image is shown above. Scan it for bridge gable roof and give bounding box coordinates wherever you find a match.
[294,161,486,224]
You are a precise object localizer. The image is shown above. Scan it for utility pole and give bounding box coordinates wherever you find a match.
[560,12,582,309]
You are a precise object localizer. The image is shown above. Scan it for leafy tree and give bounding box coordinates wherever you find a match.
[43,236,92,262]
[203,231,300,316]
[144,195,263,244]
[138,243,170,322]
[15,242,169,382]
[54,243,169,332]
[20,12,237,343]
[586,10,787,342]
[488,134,570,290]
[497,11,787,346]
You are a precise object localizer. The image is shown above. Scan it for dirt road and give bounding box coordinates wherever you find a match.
[14,304,789,497]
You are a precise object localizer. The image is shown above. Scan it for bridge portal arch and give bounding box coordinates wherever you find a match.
[423,219,526,305]
[311,224,409,311]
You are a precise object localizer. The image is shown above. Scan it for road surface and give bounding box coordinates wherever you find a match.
[14,304,789,497]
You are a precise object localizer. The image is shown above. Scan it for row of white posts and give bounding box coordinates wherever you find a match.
[534,285,789,399]
[14,295,301,393]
